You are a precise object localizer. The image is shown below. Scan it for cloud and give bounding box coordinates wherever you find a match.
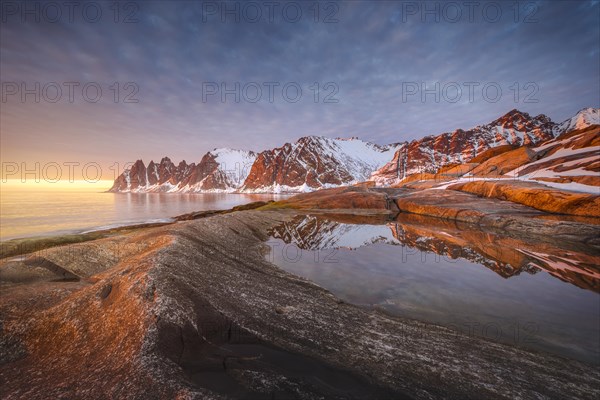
[1,0,598,172]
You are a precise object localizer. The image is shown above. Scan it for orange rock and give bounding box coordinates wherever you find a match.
[438,163,479,177]
[471,146,537,177]
[392,165,478,189]
[391,172,439,187]
[449,180,600,217]
[469,144,518,163]
[265,186,396,211]
[551,125,600,149]
[533,176,600,187]
[352,181,376,188]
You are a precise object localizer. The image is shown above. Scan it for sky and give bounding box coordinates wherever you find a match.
[1,0,599,182]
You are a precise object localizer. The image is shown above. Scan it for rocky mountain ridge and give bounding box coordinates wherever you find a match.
[370,107,598,184]
[109,107,599,193]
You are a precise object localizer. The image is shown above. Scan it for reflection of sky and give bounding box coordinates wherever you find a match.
[0,189,286,239]
[1,1,598,177]
[268,217,600,364]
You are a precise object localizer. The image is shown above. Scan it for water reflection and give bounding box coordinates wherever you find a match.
[271,214,600,292]
[268,213,600,364]
[0,189,287,240]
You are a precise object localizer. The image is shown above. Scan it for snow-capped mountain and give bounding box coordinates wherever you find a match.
[553,107,600,134]
[505,124,600,192]
[242,136,401,192]
[370,108,599,184]
[109,157,194,192]
[370,109,557,184]
[173,148,256,192]
[109,108,599,193]
[108,149,256,192]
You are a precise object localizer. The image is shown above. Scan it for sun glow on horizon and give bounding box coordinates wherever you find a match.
[1,179,114,191]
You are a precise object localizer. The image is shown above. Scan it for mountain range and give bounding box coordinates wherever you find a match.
[109,107,599,193]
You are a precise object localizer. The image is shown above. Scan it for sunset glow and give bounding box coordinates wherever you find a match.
[1,1,598,399]
[1,179,114,190]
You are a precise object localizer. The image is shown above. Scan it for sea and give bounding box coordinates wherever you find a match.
[0,183,287,240]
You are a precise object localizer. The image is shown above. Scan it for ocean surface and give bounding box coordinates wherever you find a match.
[0,185,287,240]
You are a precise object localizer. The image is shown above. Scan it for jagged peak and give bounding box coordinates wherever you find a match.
[571,107,600,123]
[297,135,362,143]
[554,107,600,133]
[111,106,598,193]
[534,113,551,122]
[575,106,599,114]
[494,108,533,122]
[505,108,528,116]
[297,135,327,143]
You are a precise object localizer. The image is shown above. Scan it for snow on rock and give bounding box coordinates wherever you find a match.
[371,108,600,186]
[553,108,600,135]
[109,108,599,193]
[500,124,599,193]
[241,136,401,192]
[210,148,257,187]
[370,109,558,185]
[109,150,256,193]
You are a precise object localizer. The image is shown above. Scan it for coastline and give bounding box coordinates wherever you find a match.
[4,2,598,398]
[1,187,599,398]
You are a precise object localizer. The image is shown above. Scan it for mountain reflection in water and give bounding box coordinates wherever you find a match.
[268,213,600,364]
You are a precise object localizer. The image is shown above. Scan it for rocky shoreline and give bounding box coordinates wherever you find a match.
[1,186,599,399]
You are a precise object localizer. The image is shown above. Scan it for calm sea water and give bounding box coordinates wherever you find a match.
[268,215,600,364]
[0,186,286,240]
